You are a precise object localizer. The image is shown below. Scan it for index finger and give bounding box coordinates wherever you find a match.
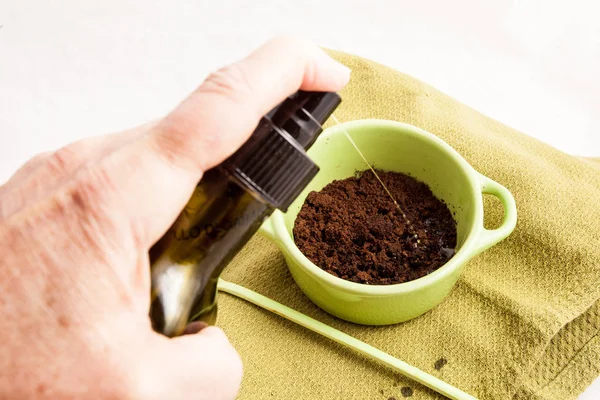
[91,36,350,247]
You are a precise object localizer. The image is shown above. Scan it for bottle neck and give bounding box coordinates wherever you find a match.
[149,168,274,336]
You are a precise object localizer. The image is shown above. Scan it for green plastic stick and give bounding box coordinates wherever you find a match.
[218,279,478,400]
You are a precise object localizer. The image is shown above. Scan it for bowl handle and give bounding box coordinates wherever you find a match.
[472,174,518,255]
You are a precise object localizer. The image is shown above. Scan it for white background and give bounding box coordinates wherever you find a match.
[1,0,598,397]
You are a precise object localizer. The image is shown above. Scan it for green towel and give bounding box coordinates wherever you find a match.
[217,51,600,400]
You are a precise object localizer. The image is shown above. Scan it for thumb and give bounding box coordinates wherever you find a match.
[139,327,242,400]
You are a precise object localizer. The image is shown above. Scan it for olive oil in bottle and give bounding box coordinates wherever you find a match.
[149,91,341,337]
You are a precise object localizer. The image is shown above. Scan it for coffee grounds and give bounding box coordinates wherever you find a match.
[293,170,457,285]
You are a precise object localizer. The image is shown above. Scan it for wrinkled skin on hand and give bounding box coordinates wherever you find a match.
[0,36,349,400]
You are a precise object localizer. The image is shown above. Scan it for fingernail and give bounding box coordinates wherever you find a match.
[182,321,208,335]
[330,61,351,87]
[318,51,351,88]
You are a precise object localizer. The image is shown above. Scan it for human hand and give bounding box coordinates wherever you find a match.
[0,36,350,399]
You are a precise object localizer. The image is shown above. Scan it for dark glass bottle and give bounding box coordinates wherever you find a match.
[149,91,341,337]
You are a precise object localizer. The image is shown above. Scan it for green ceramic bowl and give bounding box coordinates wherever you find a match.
[260,119,517,325]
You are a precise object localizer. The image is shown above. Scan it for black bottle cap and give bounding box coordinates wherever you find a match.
[223,91,341,212]
[267,91,341,150]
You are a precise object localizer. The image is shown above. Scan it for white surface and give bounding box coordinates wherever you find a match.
[1,0,599,397]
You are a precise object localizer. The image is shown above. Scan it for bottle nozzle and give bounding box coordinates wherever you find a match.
[266,91,341,150]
